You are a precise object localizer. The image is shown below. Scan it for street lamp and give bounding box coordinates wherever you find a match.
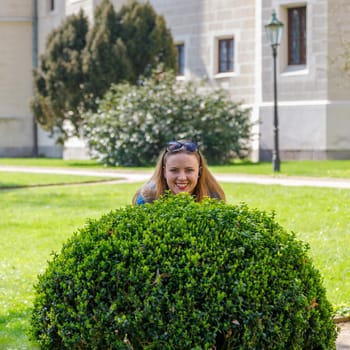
[265,10,283,172]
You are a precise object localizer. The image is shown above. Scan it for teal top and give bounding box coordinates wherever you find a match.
[135,182,220,205]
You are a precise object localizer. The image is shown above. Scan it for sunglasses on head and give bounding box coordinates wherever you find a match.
[166,141,198,153]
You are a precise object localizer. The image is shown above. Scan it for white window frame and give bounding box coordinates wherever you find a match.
[175,42,185,77]
[210,31,239,79]
[279,2,309,76]
[174,36,189,80]
[48,0,55,12]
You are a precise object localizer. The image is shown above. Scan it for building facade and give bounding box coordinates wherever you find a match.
[1,0,350,160]
[0,1,38,157]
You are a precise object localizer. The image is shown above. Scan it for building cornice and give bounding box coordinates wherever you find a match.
[261,100,350,107]
[0,17,32,23]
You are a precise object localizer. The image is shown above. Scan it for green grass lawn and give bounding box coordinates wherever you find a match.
[0,160,350,348]
[0,171,119,188]
[0,158,100,168]
[215,159,350,178]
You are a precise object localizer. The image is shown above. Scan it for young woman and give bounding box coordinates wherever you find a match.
[132,141,226,205]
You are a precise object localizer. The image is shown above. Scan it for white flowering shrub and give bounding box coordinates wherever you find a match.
[83,71,252,166]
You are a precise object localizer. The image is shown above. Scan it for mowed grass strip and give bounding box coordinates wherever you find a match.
[0,171,120,189]
[213,159,350,178]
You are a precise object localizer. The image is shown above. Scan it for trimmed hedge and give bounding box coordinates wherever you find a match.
[30,194,338,349]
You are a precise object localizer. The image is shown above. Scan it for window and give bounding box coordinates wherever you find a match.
[288,6,306,65]
[48,0,55,12]
[176,43,185,76]
[218,38,234,73]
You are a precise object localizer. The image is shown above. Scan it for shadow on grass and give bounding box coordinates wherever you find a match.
[0,178,122,191]
[227,160,263,167]
[63,160,103,168]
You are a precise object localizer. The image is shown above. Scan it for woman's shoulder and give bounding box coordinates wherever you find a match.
[136,181,157,205]
[136,194,146,205]
[208,187,225,201]
[209,192,220,200]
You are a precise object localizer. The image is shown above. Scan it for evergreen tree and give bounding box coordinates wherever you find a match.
[31,0,176,142]
[31,10,89,142]
[82,0,132,109]
[118,1,177,79]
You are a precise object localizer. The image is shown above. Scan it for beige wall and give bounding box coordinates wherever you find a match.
[259,0,350,160]
[263,0,328,102]
[37,0,66,54]
[1,0,350,159]
[149,0,256,104]
[326,0,350,161]
[0,22,32,116]
[66,0,95,20]
[0,2,34,156]
[0,1,32,17]
[328,0,350,101]
[65,0,129,19]
[62,0,350,160]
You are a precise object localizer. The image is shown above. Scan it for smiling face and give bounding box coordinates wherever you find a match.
[163,152,200,195]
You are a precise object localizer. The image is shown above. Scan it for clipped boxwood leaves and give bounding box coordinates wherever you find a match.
[30,194,338,349]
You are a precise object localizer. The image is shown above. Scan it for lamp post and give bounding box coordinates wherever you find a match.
[265,10,283,172]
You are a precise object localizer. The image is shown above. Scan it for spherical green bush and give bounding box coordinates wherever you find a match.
[30,194,338,349]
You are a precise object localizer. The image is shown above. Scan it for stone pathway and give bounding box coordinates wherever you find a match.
[2,165,350,189]
[337,321,350,350]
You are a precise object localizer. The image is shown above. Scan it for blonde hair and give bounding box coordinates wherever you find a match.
[132,146,226,204]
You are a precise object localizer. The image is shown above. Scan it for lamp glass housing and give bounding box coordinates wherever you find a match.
[265,10,284,48]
